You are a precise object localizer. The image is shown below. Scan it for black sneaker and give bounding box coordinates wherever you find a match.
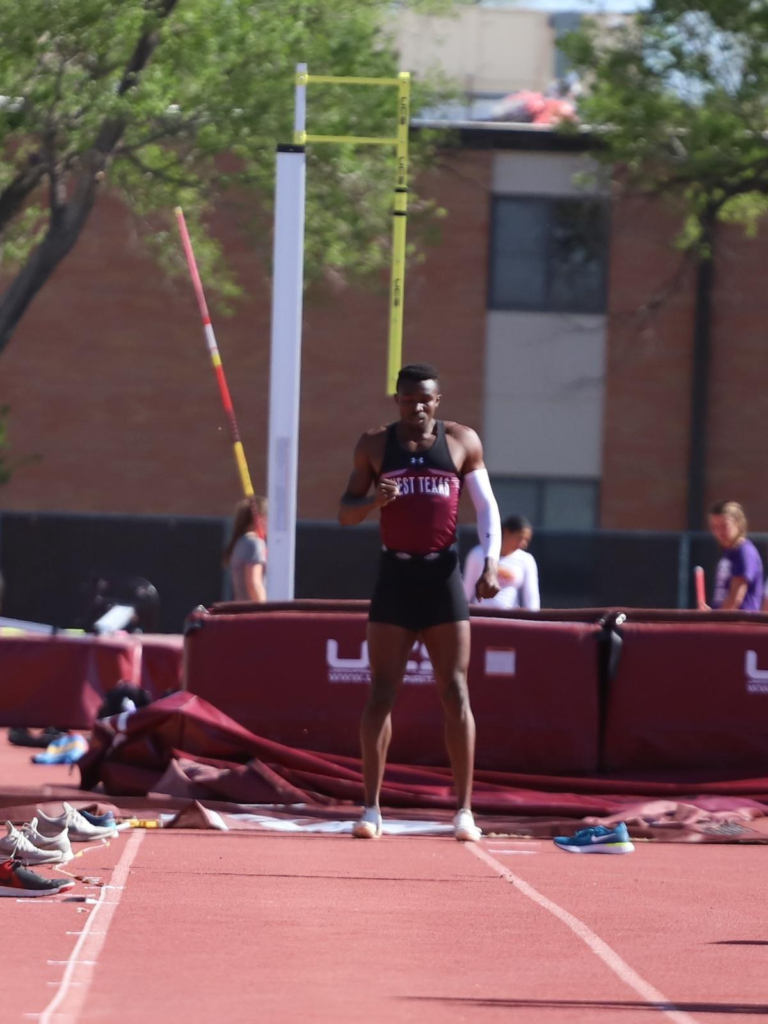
[0,859,75,898]
[8,728,49,748]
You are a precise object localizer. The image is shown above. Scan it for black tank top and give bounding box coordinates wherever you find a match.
[377,421,462,554]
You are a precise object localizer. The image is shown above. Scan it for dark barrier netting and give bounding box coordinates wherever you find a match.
[297,524,700,609]
[295,524,681,607]
[3,511,768,631]
[0,512,226,633]
[294,522,381,599]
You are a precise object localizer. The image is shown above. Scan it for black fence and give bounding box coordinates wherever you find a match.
[1,510,766,632]
[297,523,767,610]
[0,511,227,634]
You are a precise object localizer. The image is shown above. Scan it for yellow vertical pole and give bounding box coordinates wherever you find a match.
[386,72,411,394]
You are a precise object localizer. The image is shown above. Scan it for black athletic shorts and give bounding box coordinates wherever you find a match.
[368,548,470,632]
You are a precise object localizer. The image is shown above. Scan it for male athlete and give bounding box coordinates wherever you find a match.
[338,363,501,841]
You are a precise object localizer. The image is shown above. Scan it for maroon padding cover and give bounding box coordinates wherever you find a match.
[604,623,768,772]
[202,602,768,625]
[0,633,183,729]
[0,634,135,728]
[204,600,613,623]
[183,610,601,774]
[618,609,768,625]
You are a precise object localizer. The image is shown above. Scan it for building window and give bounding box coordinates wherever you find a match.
[490,476,599,530]
[489,196,609,314]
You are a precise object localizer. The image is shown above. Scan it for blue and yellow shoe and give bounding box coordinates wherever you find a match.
[553,822,635,854]
[32,734,88,765]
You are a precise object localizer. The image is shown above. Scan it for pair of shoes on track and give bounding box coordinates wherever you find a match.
[0,803,119,867]
[0,803,120,899]
[0,858,74,898]
[36,803,118,842]
[351,807,482,843]
[0,821,72,866]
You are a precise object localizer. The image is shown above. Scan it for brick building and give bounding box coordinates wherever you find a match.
[2,123,768,531]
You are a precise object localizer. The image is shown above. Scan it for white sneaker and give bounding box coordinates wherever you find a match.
[36,803,118,842]
[21,818,75,863]
[352,807,382,839]
[0,822,64,866]
[453,809,481,843]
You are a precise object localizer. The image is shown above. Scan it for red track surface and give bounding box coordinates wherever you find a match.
[3,738,768,1023]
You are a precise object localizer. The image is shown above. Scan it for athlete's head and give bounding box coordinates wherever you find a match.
[395,363,440,427]
[708,500,747,549]
[501,514,533,554]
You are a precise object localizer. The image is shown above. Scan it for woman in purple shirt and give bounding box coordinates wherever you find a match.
[700,501,764,611]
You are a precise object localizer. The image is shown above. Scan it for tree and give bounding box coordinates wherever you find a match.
[563,2,768,527]
[0,0,454,357]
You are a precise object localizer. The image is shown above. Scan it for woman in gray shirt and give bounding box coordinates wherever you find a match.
[223,496,267,602]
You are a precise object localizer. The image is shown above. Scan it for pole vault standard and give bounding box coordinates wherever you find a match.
[267,64,411,601]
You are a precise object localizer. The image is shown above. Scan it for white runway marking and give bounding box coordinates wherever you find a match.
[488,840,541,845]
[38,830,144,1024]
[486,849,538,855]
[46,962,96,966]
[467,844,700,1024]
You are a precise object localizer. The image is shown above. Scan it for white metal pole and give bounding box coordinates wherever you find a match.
[266,63,307,600]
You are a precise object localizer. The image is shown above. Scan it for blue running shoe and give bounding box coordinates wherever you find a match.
[553,822,634,854]
[80,809,117,828]
[32,733,88,765]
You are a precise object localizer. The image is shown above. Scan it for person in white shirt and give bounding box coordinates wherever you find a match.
[463,515,540,610]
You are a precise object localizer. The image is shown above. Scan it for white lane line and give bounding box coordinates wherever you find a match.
[38,830,144,1024]
[466,844,700,1024]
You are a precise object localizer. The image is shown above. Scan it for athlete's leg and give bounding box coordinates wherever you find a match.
[361,621,417,808]
[421,620,474,809]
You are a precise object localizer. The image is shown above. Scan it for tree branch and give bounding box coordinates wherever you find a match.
[0,162,46,235]
[123,149,201,189]
[117,110,210,154]
[116,0,180,100]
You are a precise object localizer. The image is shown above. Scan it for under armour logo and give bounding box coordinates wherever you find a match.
[410,457,424,465]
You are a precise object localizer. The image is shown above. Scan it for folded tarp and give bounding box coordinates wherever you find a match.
[75,691,768,842]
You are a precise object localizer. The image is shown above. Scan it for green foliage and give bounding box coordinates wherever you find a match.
[0,205,48,268]
[561,1,768,251]
[0,0,452,306]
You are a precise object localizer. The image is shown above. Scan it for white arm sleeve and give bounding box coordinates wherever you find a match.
[462,546,484,603]
[464,469,501,562]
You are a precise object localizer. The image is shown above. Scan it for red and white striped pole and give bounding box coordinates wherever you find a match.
[174,207,257,515]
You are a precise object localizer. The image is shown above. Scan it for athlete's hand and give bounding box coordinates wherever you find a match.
[475,559,500,600]
[375,479,399,507]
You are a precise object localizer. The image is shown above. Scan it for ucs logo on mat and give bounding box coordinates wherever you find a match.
[744,650,768,694]
[326,640,434,685]
[325,642,518,683]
